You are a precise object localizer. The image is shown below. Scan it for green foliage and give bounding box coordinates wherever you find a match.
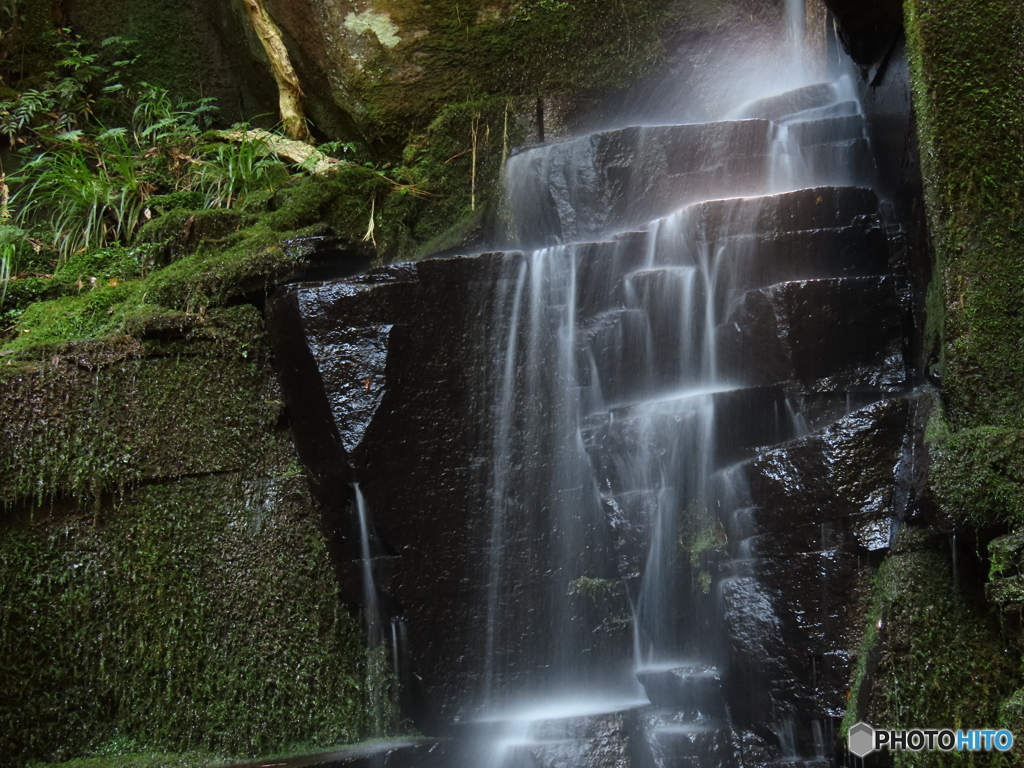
[190,133,289,210]
[567,576,624,600]
[13,131,151,263]
[988,532,1024,582]
[7,97,291,267]
[0,33,137,143]
[380,96,526,261]
[28,752,226,768]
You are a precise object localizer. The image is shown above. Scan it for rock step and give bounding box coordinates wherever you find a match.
[582,386,798,491]
[642,186,881,243]
[728,398,911,532]
[733,82,838,121]
[788,114,866,146]
[487,186,884,282]
[506,118,881,245]
[636,219,889,280]
[782,98,861,123]
[640,711,751,768]
[793,138,876,189]
[506,118,778,245]
[637,665,726,716]
[716,276,904,390]
[579,276,902,403]
[494,212,891,322]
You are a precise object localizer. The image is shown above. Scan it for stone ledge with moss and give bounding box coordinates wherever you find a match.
[0,305,382,767]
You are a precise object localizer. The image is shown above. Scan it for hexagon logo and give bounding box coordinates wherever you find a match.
[849,721,876,757]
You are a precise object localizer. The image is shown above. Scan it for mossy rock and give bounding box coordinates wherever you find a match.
[929,426,1024,529]
[0,472,373,765]
[906,0,1024,431]
[263,0,667,141]
[844,536,1017,765]
[0,305,278,505]
[138,209,248,266]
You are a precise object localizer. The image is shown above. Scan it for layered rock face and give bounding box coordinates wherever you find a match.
[271,67,923,766]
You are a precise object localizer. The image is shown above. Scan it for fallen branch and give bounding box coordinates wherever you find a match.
[217,128,339,175]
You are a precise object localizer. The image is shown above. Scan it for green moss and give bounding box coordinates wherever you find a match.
[0,301,381,766]
[988,532,1024,581]
[567,577,632,628]
[0,473,372,765]
[28,753,226,768]
[906,0,1024,431]
[929,427,1024,529]
[843,536,1017,765]
[1000,687,1024,737]
[138,209,248,266]
[381,96,527,261]
[567,576,624,601]
[341,0,667,139]
[0,306,277,505]
[52,247,144,287]
[1,169,382,351]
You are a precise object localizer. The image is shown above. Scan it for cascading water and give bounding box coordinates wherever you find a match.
[463,6,886,766]
[272,4,917,766]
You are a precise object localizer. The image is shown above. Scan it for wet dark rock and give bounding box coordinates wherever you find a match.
[823,0,904,66]
[733,83,838,121]
[527,709,640,768]
[717,277,903,389]
[636,665,725,717]
[507,120,776,244]
[582,386,796,494]
[710,398,923,729]
[640,714,742,768]
[601,490,659,580]
[699,223,889,283]
[801,139,876,189]
[737,398,909,533]
[787,115,866,146]
[682,186,880,241]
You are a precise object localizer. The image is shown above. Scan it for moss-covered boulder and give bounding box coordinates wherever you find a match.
[263,0,667,140]
[844,529,1017,765]
[66,0,277,125]
[0,307,378,767]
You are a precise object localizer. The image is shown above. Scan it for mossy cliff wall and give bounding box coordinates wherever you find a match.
[260,0,667,140]
[906,0,1024,524]
[840,0,1024,759]
[0,309,375,767]
[66,0,277,125]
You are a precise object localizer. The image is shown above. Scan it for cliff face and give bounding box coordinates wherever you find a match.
[4,1,1022,765]
[0,310,382,766]
[64,0,667,142]
[0,2,679,765]
[827,0,1024,751]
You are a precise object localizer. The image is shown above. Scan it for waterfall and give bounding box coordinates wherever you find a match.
[466,12,886,765]
[276,8,914,766]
